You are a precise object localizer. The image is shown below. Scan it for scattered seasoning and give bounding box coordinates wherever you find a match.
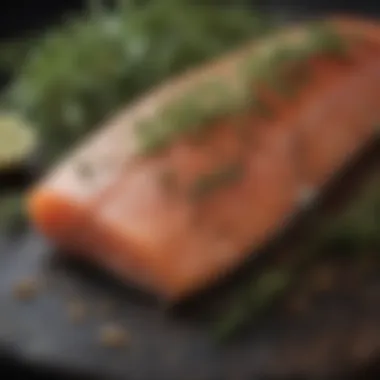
[215,220,232,239]
[258,46,309,97]
[97,299,116,317]
[272,77,298,98]
[135,22,347,156]
[98,323,129,349]
[351,328,379,361]
[12,277,40,301]
[67,298,87,324]
[188,161,245,201]
[251,93,273,118]
[159,169,178,194]
[287,292,310,316]
[76,161,94,179]
[274,61,311,98]
[237,123,252,145]
[138,132,169,156]
[0,192,26,234]
[310,266,335,293]
[292,62,311,87]
[269,45,304,67]
[298,186,317,209]
[137,79,243,155]
[246,23,344,98]
[358,255,378,277]
[307,21,347,57]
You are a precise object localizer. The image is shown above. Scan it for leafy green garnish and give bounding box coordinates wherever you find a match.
[137,20,348,155]
[1,0,271,164]
[189,162,245,201]
[214,269,292,341]
[244,21,345,95]
[137,79,249,155]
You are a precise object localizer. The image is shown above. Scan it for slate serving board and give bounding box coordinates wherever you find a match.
[0,144,379,380]
[1,4,380,380]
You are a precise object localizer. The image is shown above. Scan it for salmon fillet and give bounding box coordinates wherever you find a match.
[27,17,380,300]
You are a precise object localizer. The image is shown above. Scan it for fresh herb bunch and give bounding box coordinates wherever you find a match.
[0,0,271,164]
[214,174,380,340]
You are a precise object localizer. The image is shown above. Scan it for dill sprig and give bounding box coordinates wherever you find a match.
[213,173,380,341]
[136,21,347,155]
[0,0,271,164]
[189,162,245,201]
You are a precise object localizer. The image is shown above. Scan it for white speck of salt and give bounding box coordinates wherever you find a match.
[297,185,317,209]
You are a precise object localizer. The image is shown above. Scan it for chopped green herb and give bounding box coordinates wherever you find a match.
[254,23,344,79]
[1,1,271,164]
[159,169,178,193]
[98,323,130,349]
[76,161,94,179]
[137,79,249,155]
[214,269,292,340]
[13,277,40,301]
[137,123,170,155]
[292,63,311,87]
[189,161,245,200]
[0,113,37,170]
[244,23,345,98]
[264,46,310,86]
[307,21,347,57]
[252,94,273,118]
[265,72,296,98]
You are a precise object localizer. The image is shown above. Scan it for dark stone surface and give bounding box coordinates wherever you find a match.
[0,140,379,380]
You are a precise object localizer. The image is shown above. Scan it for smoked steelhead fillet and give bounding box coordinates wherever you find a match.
[28,17,380,300]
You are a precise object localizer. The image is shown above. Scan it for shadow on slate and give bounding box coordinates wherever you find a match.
[1,2,380,380]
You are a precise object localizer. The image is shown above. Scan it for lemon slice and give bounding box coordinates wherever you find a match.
[0,113,37,170]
